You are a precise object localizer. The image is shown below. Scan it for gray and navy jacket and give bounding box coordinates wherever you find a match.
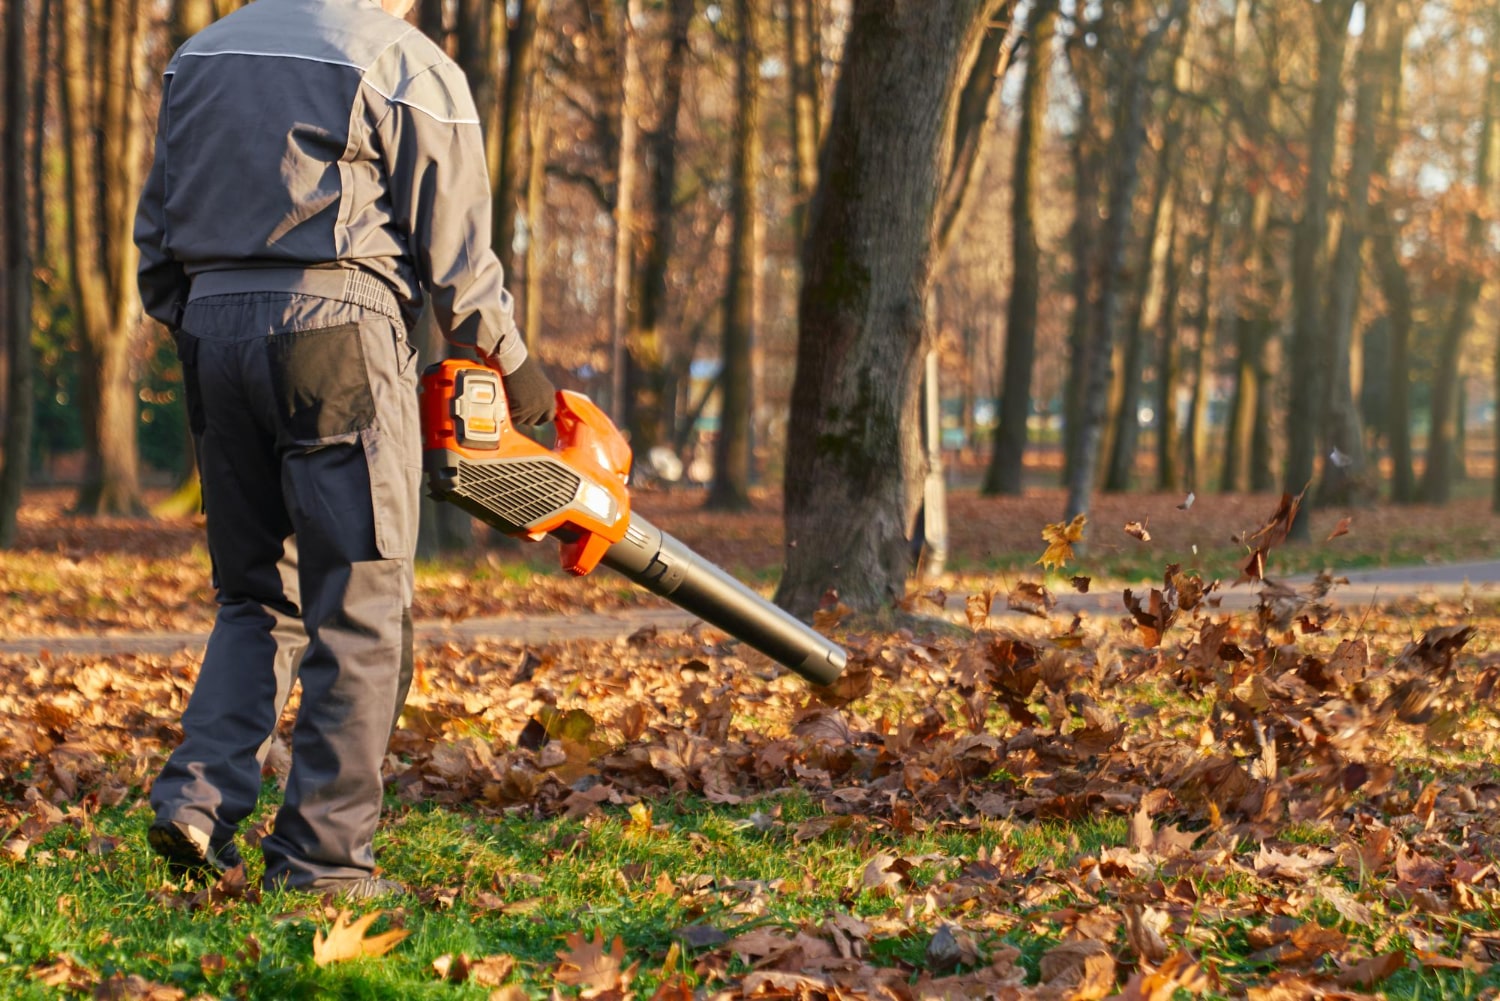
[133,0,528,374]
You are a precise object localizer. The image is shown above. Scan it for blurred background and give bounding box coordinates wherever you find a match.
[0,0,1496,554]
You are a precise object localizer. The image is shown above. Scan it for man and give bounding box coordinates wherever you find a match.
[133,0,554,899]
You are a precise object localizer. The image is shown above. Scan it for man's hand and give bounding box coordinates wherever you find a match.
[501,355,558,426]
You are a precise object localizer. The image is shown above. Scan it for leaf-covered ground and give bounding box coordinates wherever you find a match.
[6,486,1500,639]
[3,487,1500,998]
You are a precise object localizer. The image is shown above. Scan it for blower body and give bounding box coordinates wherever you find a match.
[418,359,847,687]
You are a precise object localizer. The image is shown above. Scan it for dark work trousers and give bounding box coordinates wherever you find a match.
[150,291,420,888]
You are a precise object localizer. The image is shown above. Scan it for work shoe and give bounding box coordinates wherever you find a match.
[310,877,408,902]
[148,818,243,879]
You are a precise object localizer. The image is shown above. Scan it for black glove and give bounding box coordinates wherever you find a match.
[502,355,558,426]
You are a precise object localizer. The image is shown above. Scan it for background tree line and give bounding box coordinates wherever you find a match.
[0,0,1497,612]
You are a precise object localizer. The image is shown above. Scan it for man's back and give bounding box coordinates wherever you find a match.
[158,0,451,285]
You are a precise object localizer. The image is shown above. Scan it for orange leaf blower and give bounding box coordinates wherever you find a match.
[419,359,847,687]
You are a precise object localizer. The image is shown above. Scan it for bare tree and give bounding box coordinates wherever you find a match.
[1424,28,1496,503]
[1,0,34,546]
[625,0,694,456]
[707,0,762,511]
[1064,0,1188,524]
[983,0,1058,497]
[61,0,148,515]
[1283,0,1355,534]
[1318,0,1400,505]
[776,0,1012,617]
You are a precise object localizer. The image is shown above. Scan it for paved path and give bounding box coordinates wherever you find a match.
[5,561,1500,658]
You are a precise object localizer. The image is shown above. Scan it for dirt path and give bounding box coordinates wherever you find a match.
[5,561,1499,657]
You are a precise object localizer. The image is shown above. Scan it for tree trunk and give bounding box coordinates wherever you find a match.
[62,0,147,516]
[625,0,692,456]
[1061,37,1104,488]
[493,0,543,281]
[1105,18,1187,494]
[786,0,821,240]
[1155,212,1185,491]
[707,0,762,511]
[525,82,550,351]
[1424,37,1496,504]
[172,0,212,46]
[1064,0,1186,523]
[1,0,34,547]
[776,0,1007,617]
[1104,144,1178,492]
[609,0,642,425]
[983,0,1057,497]
[1184,147,1228,495]
[1317,0,1396,506]
[1283,0,1355,534]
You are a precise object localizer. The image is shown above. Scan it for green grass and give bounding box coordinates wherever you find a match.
[2,788,1495,999]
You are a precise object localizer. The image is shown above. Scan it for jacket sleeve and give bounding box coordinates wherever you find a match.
[370,60,528,374]
[134,73,189,330]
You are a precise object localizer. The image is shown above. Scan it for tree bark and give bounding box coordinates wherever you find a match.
[625,0,692,456]
[1155,209,1185,491]
[1184,146,1228,495]
[1061,34,1104,487]
[494,0,544,283]
[525,81,550,351]
[1064,0,1186,523]
[62,0,147,516]
[786,0,822,240]
[1104,17,1187,494]
[1,0,34,547]
[1283,0,1355,533]
[777,0,1007,617]
[1424,36,1496,504]
[983,0,1057,496]
[1317,0,1397,506]
[707,0,762,511]
[609,0,642,425]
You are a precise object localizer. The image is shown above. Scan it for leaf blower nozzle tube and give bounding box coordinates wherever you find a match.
[600,514,847,687]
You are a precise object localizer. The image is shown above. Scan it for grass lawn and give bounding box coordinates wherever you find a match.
[3,489,1500,997]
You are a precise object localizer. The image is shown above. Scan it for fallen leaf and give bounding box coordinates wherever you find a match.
[1326,517,1352,541]
[311,909,410,966]
[555,928,637,998]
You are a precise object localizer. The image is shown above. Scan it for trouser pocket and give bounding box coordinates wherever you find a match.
[267,322,376,444]
[269,319,413,564]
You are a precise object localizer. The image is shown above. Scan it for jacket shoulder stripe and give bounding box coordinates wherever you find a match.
[361,78,481,126]
[176,49,367,71]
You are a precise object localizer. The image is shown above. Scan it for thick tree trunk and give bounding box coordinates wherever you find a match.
[777,0,1005,617]
[625,0,692,456]
[1423,40,1496,504]
[62,0,147,516]
[984,0,1057,497]
[1283,0,1354,534]
[1064,0,1186,523]
[707,0,762,511]
[1317,0,1396,506]
[1,0,34,547]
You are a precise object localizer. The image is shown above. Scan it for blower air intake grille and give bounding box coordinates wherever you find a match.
[455,458,581,529]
